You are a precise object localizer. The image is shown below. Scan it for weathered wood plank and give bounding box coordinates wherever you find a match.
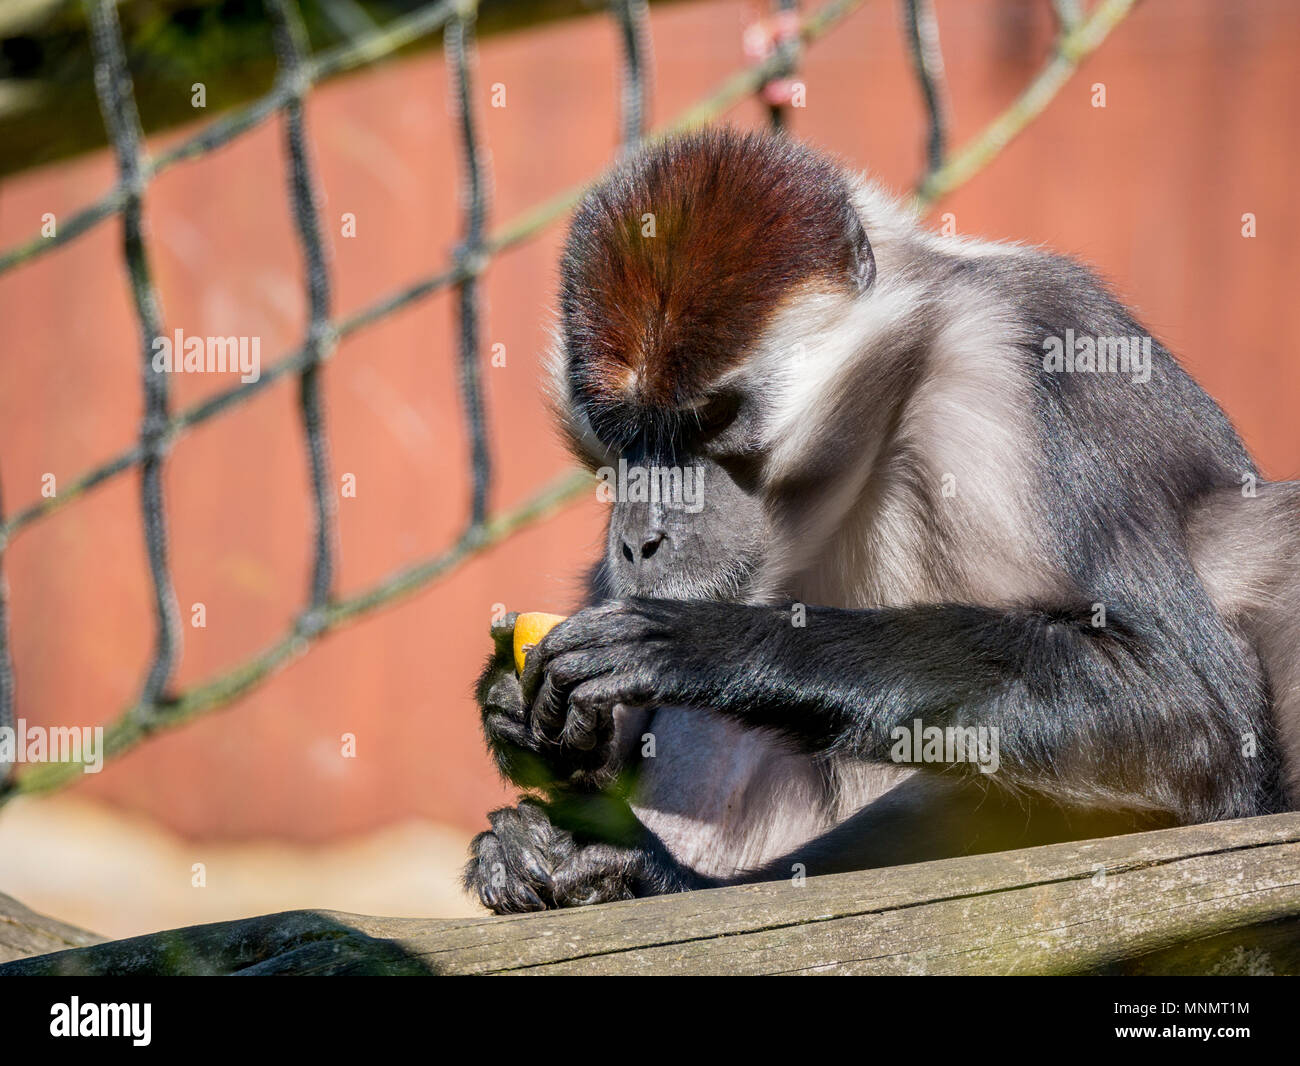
[4,813,1300,975]
[1102,916,1300,975]
[0,892,103,964]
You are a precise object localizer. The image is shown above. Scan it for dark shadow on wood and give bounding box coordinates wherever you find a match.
[0,909,437,976]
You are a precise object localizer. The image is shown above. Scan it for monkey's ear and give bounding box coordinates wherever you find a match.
[846,209,876,294]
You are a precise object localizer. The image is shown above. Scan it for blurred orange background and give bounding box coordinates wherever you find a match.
[1,0,1298,934]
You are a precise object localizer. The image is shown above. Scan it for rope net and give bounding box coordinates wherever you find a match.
[0,0,1138,796]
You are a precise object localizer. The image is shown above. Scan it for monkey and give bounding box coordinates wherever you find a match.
[464,127,1299,913]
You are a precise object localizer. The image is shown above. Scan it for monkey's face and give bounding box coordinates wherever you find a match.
[568,387,772,603]
[554,129,876,603]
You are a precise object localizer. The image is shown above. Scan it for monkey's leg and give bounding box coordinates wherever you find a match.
[724,774,1164,885]
[462,777,1158,912]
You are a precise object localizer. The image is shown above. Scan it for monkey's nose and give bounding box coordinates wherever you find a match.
[622,533,666,562]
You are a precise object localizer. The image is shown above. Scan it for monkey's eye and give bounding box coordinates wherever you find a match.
[687,391,741,440]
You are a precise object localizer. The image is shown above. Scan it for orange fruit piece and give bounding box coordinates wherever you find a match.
[512,613,567,674]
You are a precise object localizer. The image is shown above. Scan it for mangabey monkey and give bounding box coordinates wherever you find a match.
[465,128,1300,913]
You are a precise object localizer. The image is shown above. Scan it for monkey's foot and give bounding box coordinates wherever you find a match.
[463,799,699,914]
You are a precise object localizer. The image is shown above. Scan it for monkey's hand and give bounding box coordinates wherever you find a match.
[522,598,758,742]
[476,612,620,790]
[463,795,706,913]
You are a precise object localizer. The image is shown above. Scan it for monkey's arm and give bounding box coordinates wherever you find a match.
[522,597,1274,825]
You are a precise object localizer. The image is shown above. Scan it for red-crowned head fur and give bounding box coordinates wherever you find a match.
[559,128,872,428]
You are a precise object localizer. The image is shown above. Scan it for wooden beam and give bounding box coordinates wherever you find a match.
[0,891,103,964]
[5,813,1300,975]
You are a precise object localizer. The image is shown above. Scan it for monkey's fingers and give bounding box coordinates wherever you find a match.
[529,652,621,755]
[528,652,587,745]
[489,611,520,657]
[519,604,645,700]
